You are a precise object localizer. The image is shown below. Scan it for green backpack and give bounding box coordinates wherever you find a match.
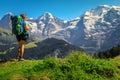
[11,15,27,36]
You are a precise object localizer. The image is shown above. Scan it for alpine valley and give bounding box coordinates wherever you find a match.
[0,5,120,54]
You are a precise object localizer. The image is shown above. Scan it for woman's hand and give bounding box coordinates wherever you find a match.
[25,24,30,30]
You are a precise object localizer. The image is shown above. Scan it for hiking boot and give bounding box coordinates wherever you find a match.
[18,56,25,61]
[20,58,25,61]
[18,56,21,61]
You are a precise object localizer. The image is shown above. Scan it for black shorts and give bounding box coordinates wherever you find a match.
[16,34,29,42]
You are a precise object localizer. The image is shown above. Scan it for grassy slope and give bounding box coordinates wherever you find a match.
[0,52,120,80]
[0,27,12,34]
[25,42,37,48]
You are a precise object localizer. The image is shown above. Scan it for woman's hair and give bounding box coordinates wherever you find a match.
[20,14,27,19]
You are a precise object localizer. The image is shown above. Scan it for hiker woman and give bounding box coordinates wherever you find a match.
[16,14,30,61]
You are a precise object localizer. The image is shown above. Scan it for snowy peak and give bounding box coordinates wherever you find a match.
[0,12,13,21]
[37,12,55,22]
[98,5,110,9]
[84,5,110,17]
[0,12,13,29]
[43,12,54,19]
[84,5,119,19]
[83,5,120,30]
[98,5,120,10]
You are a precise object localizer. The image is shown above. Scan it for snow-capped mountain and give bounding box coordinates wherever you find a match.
[70,5,120,53]
[0,5,120,53]
[0,12,13,30]
[33,12,66,37]
[27,12,79,40]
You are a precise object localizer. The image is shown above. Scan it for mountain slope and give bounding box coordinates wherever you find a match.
[0,38,83,60]
[0,27,16,45]
[0,13,12,29]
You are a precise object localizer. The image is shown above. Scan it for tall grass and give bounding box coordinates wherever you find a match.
[0,52,120,80]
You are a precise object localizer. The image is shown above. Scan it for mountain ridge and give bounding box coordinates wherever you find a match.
[0,5,120,53]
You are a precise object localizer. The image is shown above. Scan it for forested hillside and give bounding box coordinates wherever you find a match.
[98,45,120,58]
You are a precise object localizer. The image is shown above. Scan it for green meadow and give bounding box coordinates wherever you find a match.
[0,52,120,80]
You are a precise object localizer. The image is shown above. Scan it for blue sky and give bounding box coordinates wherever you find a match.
[0,0,120,20]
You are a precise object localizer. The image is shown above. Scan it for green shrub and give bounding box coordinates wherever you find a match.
[43,58,59,69]
[32,62,44,72]
[59,62,71,73]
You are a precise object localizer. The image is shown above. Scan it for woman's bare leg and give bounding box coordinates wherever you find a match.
[18,40,25,61]
[18,42,21,60]
[20,40,25,59]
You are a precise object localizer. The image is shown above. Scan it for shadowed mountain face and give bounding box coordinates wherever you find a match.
[0,38,83,61]
[0,5,120,53]
[0,27,16,45]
